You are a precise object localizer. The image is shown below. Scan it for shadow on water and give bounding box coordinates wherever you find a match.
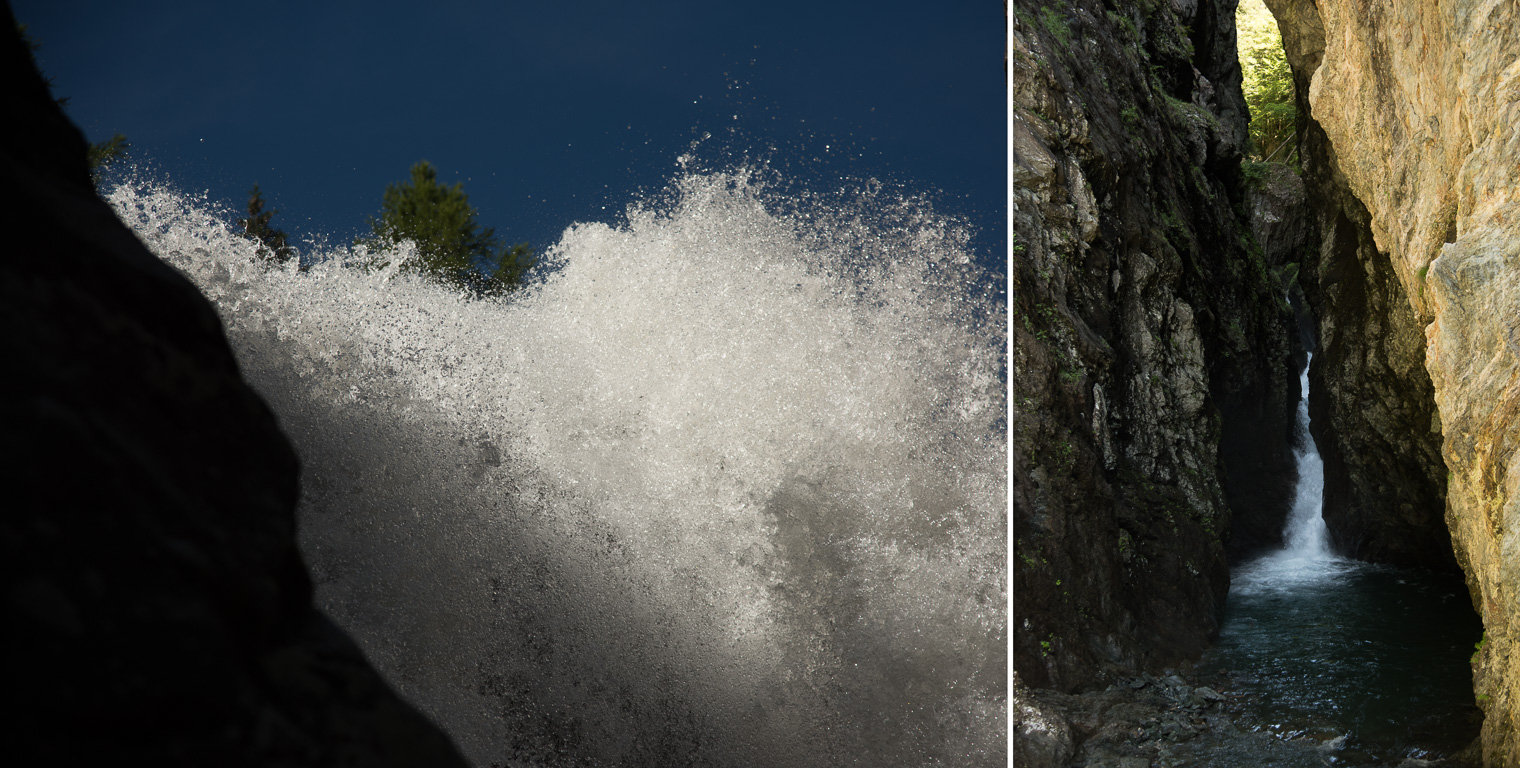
[105,169,1007,767]
[1171,351,1482,765]
[1175,555,1482,765]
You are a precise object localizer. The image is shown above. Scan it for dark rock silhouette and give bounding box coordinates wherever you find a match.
[0,4,467,764]
[1012,0,1300,697]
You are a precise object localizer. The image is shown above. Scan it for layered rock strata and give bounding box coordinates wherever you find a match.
[0,9,467,764]
[1264,0,1520,761]
[1012,0,1297,719]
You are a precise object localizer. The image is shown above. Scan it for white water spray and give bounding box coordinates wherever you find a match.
[1281,353,1329,560]
[1234,352,1341,593]
[106,167,1006,767]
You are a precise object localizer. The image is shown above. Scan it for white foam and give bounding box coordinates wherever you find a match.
[105,166,1007,766]
[1238,352,1343,592]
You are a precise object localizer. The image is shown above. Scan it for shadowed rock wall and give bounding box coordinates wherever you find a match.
[1012,0,1298,730]
[0,5,467,763]
[1265,0,1519,762]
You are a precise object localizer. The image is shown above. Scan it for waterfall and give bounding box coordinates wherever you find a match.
[1280,353,1330,560]
[1231,351,1339,595]
[104,166,1006,767]
[1185,358,1483,764]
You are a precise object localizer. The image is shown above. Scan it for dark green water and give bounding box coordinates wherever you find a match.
[1176,555,1483,765]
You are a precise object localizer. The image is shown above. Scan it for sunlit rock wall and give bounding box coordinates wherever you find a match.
[1266,0,1454,574]
[1264,0,1520,761]
[1012,0,1298,731]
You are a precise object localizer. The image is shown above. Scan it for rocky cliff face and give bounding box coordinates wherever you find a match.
[1012,0,1298,728]
[1264,0,1520,762]
[1264,0,1455,574]
[0,8,466,764]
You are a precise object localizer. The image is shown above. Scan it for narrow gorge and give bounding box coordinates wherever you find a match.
[1014,0,1519,765]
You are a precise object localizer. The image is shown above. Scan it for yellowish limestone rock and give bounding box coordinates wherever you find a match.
[1266,0,1520,761]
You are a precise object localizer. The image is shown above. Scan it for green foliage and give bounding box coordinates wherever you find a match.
[366,161,535,296]
[1057,438,1076,471]
[1238,0,1297,160]
[1274,261,1300,292]
[1106,10,1137,41]
[1015,538,1049,569]
[86,133,129,173]
[1160,21,1196,60]
[238,184,295,263]
[1240,160,1269,188]
[20,22,131,177]
[1040,7,1072,47]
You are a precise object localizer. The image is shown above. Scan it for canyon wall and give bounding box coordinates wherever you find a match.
[1012,0,1298,756]
[1267,0,1456,574]
[1264,0,1520,762]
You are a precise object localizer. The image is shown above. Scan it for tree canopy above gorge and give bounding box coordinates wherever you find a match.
[231,163,536,297]
[362,160,536,297]
[1237,0,1296,162]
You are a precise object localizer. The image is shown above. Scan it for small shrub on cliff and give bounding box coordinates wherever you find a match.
[1240,160,1269,188]
[18,22,130,178]
[1039,7,1072,47]
[1237,0,1297,160]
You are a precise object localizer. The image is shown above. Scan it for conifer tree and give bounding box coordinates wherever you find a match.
[366,161,534,296]
[86,133,129,171]
[18,22,130,174]
[238,184,295,263]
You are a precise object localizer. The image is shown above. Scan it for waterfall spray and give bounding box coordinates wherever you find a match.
[106,166,1007,767]
[1231,351,1340,597]
[1282,353,1329,560]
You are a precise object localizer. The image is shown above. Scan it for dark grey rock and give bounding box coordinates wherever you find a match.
[1013,0,1299,691]
[0,6,466,764]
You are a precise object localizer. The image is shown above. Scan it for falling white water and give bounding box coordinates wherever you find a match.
[104,166,1006,767]
[1281,353,1329,559]
[1234,352,1343,593]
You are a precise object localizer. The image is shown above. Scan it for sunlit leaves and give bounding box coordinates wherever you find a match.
[1237,0,1297,161]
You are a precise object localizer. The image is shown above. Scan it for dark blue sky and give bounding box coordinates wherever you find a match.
[16,1,1004,266]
